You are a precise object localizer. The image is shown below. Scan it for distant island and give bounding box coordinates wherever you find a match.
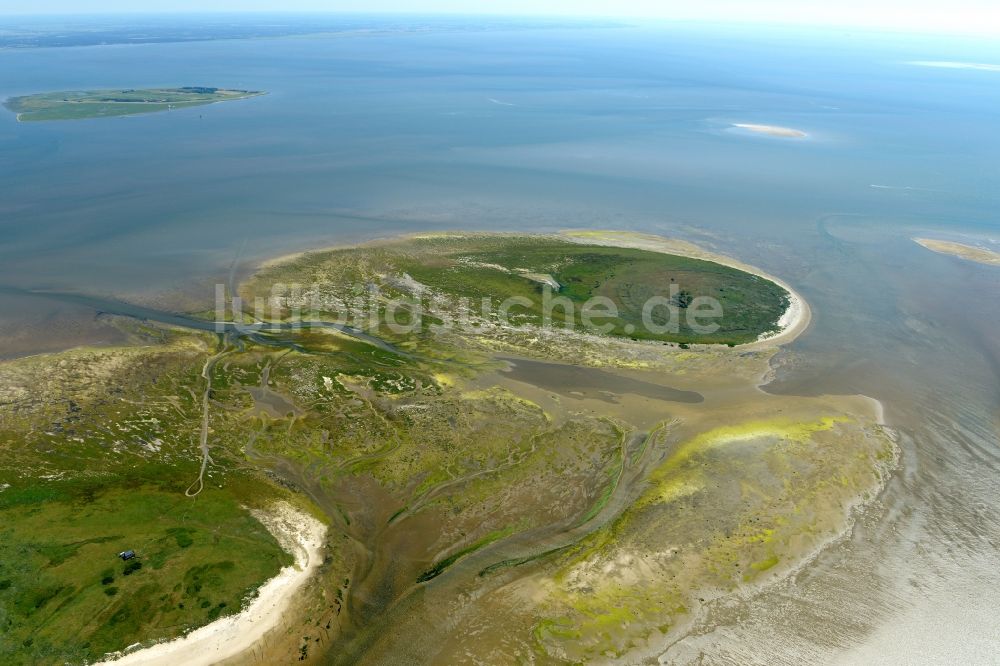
[914,238,1000,266]
[3,87,264,122]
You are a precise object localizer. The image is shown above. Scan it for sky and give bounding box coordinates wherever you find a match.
[2,0,999,36]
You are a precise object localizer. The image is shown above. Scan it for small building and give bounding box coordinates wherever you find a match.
[118,550,136,561]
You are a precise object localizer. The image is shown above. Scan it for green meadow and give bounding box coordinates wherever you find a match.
[0,473,290,665]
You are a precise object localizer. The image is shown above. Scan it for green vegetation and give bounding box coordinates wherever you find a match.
[409,237,788,344]
[0,483,290,665]
[0,310,626,662]
[417,526,515,583]
[477,544,572,578]
[245,234,790,345]
[4,87,264,122]
[0,325,296,664]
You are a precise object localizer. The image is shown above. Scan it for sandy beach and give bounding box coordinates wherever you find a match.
[97,503,326,666]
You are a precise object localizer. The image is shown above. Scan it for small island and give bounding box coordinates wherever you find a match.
[244,232,795,346]
[3,87,264,122]
[914,238,1000,267]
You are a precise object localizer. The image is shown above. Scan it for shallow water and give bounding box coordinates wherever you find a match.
[1,16,998,662]
[500,356,704,403]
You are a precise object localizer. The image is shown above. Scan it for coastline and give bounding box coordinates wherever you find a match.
[97,502,326,666]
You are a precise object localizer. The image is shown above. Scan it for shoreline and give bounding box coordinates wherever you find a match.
[97,502,326,666]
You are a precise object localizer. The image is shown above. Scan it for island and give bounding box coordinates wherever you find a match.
[3,87,265,122]
[243,231,796,346]
[914,237,1000,266]
[0,232,894,665]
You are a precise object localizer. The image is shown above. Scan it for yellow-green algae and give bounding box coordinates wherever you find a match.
[525,414,895,662]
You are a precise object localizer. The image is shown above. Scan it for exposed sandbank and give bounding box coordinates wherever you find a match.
[914,238,1000,267]
[732,123,808,138]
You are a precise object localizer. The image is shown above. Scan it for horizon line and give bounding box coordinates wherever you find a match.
[1,10,999,39]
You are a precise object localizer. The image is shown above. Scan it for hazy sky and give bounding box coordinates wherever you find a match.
[3,0,999,36]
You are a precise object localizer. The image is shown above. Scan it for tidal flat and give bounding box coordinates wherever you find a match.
[0,233,897,664]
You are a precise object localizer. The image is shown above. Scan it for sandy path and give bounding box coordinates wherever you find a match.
[97,503,326,666]
[558,230,812,349]
[185,348,229,497]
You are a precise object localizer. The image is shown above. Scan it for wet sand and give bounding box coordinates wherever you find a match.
[499,355,704,404]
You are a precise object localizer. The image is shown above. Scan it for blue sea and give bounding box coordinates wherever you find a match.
[1,19,997,303]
